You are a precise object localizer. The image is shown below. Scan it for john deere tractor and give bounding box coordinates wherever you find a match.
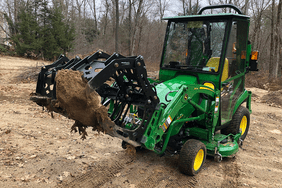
[32,4,259,175]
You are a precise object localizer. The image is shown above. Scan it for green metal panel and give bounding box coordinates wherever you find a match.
[233,89,252,115]
[205,140,239,157]
[246,43,252,67]
[159,69,219,88]
[154,115,204,155]
[159,69,178,82]
[188,127,209,140]
[202,133,240,157]
[155,75,198,104]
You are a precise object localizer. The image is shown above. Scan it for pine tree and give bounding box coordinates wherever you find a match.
[6,0,75,60]
[50,3,75,56]
[39,0,59,60]
[12,3,42,57]
[83,18,99,44]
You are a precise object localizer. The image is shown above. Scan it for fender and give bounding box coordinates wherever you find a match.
[233,89,252,115]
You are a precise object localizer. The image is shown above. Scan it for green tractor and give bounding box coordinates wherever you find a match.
[32,4,259,175]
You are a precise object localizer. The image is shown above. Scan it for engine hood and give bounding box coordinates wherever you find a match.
[155,75,198,104]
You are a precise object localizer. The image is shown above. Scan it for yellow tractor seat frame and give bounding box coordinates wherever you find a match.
[206,57,229,82]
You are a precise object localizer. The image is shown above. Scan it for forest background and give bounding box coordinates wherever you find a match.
[0,0,281,80]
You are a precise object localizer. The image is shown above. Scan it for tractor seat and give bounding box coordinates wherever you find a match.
[206,57,229,82]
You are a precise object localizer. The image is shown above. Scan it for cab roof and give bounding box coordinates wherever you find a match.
[162,13,249,21]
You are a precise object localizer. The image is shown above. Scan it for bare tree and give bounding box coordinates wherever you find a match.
[3,0,279,77]
[86,0,98,31]
[102,0,110,36]
[179,0,200,15]
[115,0,119,52]
[157,0,170,21]
[131,0,143,55]
[244,0,249,14]
[75,0,83,20]
[274,0,282,78]
[269,0,275,79]
[249,0,271,50]
[207,0,248,13]
[128,0,132,55]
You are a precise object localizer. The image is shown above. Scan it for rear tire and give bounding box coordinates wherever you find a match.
[221,106,250,140]
[179,139,206,176]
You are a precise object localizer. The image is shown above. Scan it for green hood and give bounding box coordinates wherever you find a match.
[155,75,198,104]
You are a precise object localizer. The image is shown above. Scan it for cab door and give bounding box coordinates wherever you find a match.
[221,19,249,125]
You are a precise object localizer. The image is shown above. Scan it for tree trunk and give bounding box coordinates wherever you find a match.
[83,0,86,20]
[136,18,143,54]
[93,0,97,31]
[128,0,132,56]
[255,21,262,50]
[14,0,17,23]
[87,0,98,31]
[76,0,82,21]
[189,0,192,15]
[103,0,109,36]
[159,0,163,20]
[131,0,143,56]
[115,0,119,53]
[182,0,185,15]
[269,0,275,80]
[244,0,249,15]
[274,0,282,78]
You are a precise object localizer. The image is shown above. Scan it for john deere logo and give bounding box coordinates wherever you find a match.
[184,94,188,100]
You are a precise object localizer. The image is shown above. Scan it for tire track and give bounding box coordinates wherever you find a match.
[221,158,240,188]
[58,154,134,188]
[58,151,198,188]
[136,170,197,188]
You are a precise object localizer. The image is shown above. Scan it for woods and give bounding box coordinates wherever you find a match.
[0,0,282,78]
[2,1,75,60]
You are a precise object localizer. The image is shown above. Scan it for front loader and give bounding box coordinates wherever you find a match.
[31,4,259,175]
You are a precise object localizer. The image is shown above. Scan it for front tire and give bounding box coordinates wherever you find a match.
[221,106,250,140]
[121,141,143,151]
[179,139,206,176]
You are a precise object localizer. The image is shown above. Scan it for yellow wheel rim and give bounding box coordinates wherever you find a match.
[240,116,247,135]
[194,149,204,171]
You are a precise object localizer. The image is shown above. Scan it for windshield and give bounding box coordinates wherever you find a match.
[162,20,227,73]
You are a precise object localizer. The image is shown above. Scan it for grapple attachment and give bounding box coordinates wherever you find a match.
[31,51,159,146]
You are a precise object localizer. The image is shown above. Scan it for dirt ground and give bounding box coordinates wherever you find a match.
[0,55,281,188]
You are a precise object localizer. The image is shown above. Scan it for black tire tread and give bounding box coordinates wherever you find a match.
[179,139,206,176]
[221,106,250,140]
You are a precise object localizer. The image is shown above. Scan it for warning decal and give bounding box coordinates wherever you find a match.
[162,115,172,132]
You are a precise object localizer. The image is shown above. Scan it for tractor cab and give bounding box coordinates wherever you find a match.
[159,4,257,127]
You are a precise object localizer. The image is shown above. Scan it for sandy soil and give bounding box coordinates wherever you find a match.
[0,55,281,188]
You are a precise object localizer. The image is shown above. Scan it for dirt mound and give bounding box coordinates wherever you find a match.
[15,65,40,83]
[246,71,282,91]
[54,69,109,138]
[261,90,282,107]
